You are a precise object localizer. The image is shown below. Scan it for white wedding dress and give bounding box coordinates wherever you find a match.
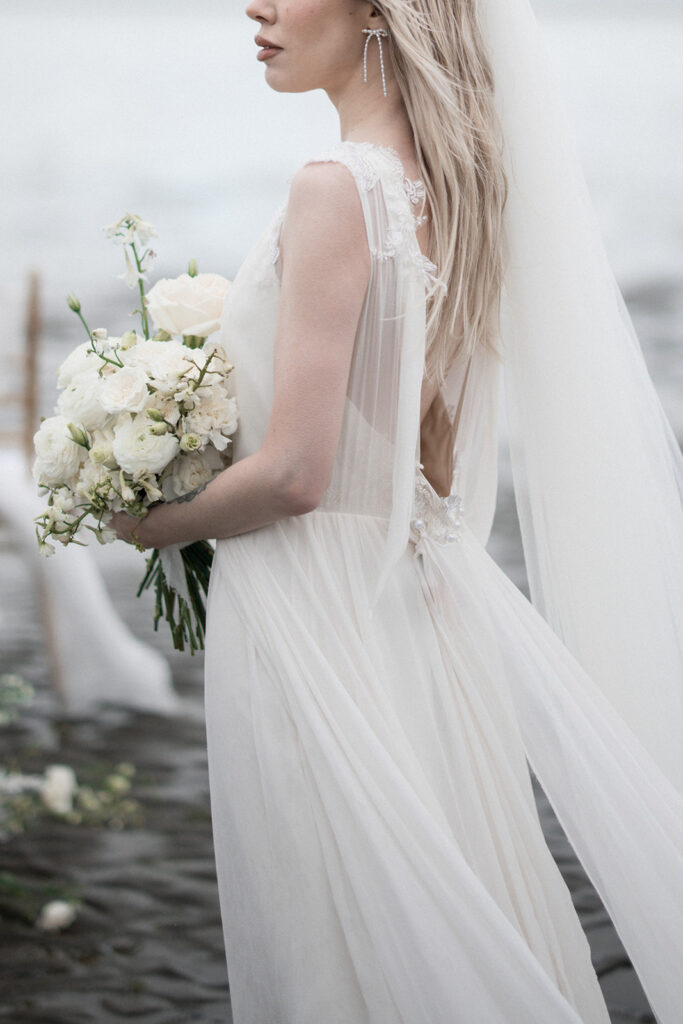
[204,140,683,1023]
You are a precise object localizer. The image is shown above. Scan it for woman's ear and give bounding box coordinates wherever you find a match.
[365,3,388,31]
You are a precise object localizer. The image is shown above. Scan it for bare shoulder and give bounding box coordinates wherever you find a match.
[281,160,369,271]
[288,159,365,218]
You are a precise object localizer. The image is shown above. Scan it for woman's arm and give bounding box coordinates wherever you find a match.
[112,160,371,549]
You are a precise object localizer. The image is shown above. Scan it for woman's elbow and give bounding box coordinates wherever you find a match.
[274,459,329,516]
[259,442,330,516]
[280,472,328,516]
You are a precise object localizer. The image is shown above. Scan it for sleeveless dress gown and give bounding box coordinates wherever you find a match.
[204,141,683,1024]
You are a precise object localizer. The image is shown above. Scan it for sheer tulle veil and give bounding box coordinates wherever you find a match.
[444,0,683,795]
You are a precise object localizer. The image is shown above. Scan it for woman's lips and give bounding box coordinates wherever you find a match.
[257,46,282,61]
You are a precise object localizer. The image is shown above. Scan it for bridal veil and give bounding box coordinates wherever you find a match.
[374,0,683,790]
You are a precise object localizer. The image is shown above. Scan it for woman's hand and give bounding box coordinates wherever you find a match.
[109,507,161,549]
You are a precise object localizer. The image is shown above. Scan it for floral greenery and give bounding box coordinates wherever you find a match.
[0,678,142,835]
[0,871,80,927]
[0,762,143,842]
[138,541,214,652]
[0,674,34,725]
[0,675,147,928]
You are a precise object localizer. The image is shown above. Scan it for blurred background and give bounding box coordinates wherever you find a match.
[0,1,681,1020]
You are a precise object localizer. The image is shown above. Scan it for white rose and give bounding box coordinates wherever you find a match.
[33,415,85,487]
[167,446,225,498]
[146,273,231,339]
[57,341,98,389]
[41,764,77,815]
[36,900,78,932]
[123,339,192,390]
[183,391,239,451]
[113,414,180,477]
[100,365,150,414]
[57,370,108,431]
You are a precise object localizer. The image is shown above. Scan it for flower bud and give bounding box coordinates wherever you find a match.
[95,526,117,545]
[146,408,166,422]
[118,470,136,504]
[38,538,56,558]
[67,293,81,313]
[106,773,131,795]
[152,329,172,342]
[183,334,205,350]
[91,328,108,341]
[188,258,198,278]
[119,330,138,350]
[90,444,111,465]
[179,433,202,453]
[149,421,170,436]
[67,422,90,449]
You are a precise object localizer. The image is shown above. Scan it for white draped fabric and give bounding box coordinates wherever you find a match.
[483,0,683,794]
[0,448,176,715]
[206,136,682,1023]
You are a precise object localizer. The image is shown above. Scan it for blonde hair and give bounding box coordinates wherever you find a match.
[376,0,508,384]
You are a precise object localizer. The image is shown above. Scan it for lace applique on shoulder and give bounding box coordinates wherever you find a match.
[270,140,447,294]
[303,140,384,193]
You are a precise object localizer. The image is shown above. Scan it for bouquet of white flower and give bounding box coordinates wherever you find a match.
[33,213,238,653]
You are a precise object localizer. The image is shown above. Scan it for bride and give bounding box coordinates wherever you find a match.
[113,0,683,1020]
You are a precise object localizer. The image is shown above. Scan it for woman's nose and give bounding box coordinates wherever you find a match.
[245,0,273,23]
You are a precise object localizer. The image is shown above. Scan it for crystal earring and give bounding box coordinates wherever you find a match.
[361,28,389,98]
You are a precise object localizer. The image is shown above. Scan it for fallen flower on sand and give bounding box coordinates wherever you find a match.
[41,765,77,816]
[36,900,78,932]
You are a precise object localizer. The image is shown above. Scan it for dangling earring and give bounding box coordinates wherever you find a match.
[361,27,389,98]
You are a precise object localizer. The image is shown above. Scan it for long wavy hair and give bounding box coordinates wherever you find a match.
[374,0,508,384]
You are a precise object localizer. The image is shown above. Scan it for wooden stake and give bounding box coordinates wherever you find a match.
[23,270,40,463]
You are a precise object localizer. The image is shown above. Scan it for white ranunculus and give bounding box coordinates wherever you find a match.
[36,900,78,932]
[146,273,231,339]
[57,370,108,431]
[183,392,239,451]
[123,339,192,390]
[41,764,77,815]
[100,365,150,415]
[113,414,180,477]
[168,446,225,498]
[33,416,85,487]
[57,342,98,389]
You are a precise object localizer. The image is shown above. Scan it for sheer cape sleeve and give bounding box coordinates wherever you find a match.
[296,142,443,611]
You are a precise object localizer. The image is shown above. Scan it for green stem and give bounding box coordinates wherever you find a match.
[130,242,150,340]
[73,308,93,344]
